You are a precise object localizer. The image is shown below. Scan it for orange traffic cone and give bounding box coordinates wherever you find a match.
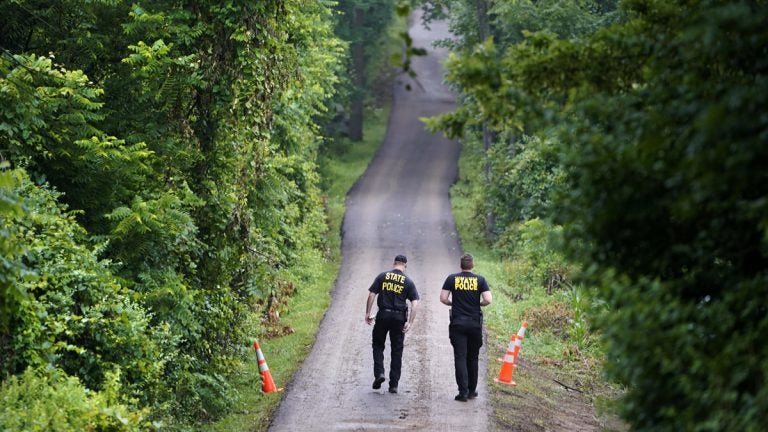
[494,335,518,385]
[494,321,527,386]
[253,340,283,393]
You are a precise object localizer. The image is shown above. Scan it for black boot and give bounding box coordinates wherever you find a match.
[372,376,385,389]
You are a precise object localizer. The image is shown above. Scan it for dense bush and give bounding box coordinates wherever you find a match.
[0,167,26,335]
[0,169,168,407]
[0,367,152,432]
[488,135,566,230]
[498,219,569,293]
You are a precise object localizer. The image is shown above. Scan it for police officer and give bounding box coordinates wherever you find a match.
[440,253,492,401]
[365,254,419,393]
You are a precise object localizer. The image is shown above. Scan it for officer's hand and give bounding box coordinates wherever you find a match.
[402,322,412,333]
[365,315,374,326]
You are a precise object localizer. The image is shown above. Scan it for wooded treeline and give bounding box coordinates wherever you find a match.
[426,0,767,430]
[0,0,397,429]
[3,0,766,430]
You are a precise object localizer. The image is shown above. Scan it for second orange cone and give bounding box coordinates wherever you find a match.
[253,340,282,393]
[495,321,527,386]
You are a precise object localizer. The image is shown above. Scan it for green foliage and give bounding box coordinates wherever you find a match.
[0,166,28,334]
[0,51,151,222]
[0,367,153,432]
[333,0,397,138]
[420,0,615,51]
[488,135,566,229]
[419,0,487,51]
[433,127,571,292]
[209,100,393,430]
[564,284,596,349]
[1,0,346,425]
[0,170,167,408]
[500,219,569,291]
[491,0,613,46]
[335,0,396,69]
[435,0,768,429]
[550,3,768,425]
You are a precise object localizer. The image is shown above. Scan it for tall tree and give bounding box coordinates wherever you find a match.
[335,0,396,141]
[421,0,612,240]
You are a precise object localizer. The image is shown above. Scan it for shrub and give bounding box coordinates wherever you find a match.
[0,367,153,431]
[0,170,166,408]
[498,218,571,292]
[488,135,566,230]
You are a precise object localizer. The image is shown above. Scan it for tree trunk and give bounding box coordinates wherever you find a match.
[483,125,496,240]
[475,0,489,43]
[348,6,365,141]
[476,0,496,239]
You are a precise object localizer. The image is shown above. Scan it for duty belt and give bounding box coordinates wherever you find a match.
[381,308,406,314]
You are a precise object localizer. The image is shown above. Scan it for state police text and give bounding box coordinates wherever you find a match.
[381,272,405,294]
[454,276,478,291]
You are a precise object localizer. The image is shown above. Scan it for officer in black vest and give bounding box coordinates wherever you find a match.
[440,253,492,401]
[365,254,419,393]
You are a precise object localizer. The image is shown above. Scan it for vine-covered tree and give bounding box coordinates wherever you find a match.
[335,0,396,140]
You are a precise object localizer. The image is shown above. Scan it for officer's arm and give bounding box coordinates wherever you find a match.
[440,289,452,306]
[480,291,492,306]
[365,292,377,325]
[403,299,418,333]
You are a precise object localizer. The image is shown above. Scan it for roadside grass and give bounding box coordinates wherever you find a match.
[449,149,625,431]
[206,107,390,432]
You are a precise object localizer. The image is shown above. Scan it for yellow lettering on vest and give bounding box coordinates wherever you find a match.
[382,281,404,294]
[385,272,405,283]
[454,276,478,291]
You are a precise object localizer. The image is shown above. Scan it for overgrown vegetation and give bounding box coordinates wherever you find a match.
[449,128,623,431]
[209,105,391,431]
[0,368,153,431]
[5,0,763,430]
[426,0,767,430]
[1,0,344,429]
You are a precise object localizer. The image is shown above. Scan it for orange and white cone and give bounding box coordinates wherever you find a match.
[494,321,527,386]
[512,321,527,358]
[253,340,282,393]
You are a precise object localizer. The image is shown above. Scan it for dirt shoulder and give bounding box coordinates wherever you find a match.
[487,354,626,431]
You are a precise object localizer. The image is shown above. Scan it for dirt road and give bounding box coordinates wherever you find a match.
[268,13,491,432]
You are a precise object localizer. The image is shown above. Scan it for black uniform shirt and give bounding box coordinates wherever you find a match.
[441,271,490,320]
[369,269,419,312]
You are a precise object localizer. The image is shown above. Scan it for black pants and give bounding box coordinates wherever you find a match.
[372,311,406,387]
[449,320,483,395]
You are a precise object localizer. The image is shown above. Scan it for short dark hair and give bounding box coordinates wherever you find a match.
[394,254,407,264]
[460,254,474,270]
